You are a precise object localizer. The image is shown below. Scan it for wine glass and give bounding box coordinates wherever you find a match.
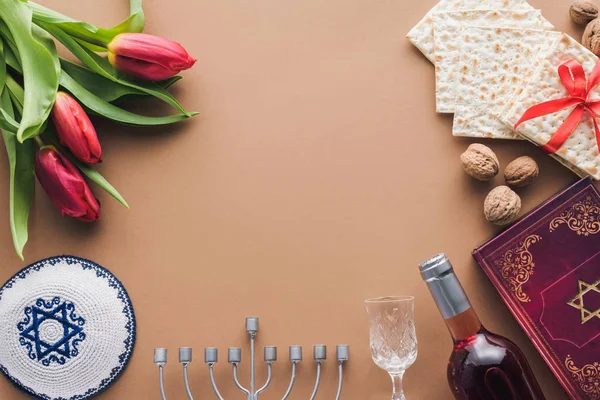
[365,296,417,400]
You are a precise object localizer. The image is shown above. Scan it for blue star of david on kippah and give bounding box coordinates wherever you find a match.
[17,297,86,366]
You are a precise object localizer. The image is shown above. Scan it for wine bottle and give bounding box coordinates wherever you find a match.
[418,253,546,400]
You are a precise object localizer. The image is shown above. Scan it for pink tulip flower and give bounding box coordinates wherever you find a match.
[51,92,102,164]
[35,147,101,222]
[108,33,196,81]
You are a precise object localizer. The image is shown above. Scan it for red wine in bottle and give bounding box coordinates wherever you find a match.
[419,254,546,400]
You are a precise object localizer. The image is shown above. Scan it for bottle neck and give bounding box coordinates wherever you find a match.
[424,269,482,341]
[444,307,482,342]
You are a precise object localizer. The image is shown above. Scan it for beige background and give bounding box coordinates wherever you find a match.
[0,0,588,398]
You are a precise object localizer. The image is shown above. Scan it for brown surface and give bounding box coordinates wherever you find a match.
[0,0,586,399]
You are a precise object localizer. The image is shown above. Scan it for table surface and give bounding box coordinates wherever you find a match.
[0,0,584,399]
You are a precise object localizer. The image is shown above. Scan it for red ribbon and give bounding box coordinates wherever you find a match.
[514,59,600,154]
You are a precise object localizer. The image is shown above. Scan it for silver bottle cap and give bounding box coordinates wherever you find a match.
[419,253,471,319]
[419,253,453,282]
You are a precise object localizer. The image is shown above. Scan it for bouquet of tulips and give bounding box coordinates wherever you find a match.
[0,0,196,259]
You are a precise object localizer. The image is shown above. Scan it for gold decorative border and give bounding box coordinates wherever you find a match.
[493,234,542,303]
[565,355,600,398]
[550,196,600,236]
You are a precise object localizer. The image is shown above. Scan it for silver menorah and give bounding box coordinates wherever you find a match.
[154,317,349,400]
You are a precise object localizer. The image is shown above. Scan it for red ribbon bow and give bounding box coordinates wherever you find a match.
[514,59,600,154]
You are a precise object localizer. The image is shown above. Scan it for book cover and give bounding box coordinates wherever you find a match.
[473,177,600,400]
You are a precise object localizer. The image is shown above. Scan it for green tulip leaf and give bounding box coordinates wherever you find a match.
[5,75,24,111]
[159,76,183,89]
[73,160,130,209]
[32,24,60,78]
[40,22,192,116]
[0,107,21,132]
[60,59,182,103]
[110,0,145,37]
[0,20,18,53]
[8,75,48,139]
[60,58,145,102]
[0,74,22,132]
[0,0,59,142]
[0,41,6,92]
[1,87,35,260]
[73,37,110,53]
[4,44,22,73]
[60,71,197,125]
[28,0,144,47]
[4,73,48,137]
[0,25,23,73]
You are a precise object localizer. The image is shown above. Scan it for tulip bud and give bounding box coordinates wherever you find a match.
[51,92,102,164]
[35,146,101,222]
[107,33,196,81]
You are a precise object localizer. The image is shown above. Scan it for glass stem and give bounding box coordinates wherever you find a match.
[390,371,405,400]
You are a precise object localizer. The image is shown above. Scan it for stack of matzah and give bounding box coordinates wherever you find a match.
[408,1,600,180]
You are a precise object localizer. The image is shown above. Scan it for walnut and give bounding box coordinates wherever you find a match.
[504,156,539,187]
[484,186,522,226]
[583,18,600,56]
[460,143,499,181]
[571,1,599,24]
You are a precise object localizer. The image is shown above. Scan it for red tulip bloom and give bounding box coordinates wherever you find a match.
[35,147,101,222]
[107,33,196,81]
[51,92,102,164]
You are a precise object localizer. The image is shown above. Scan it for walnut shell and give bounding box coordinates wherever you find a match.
[571,1,599,25]
[504,156,539,187]
[484,186,522,226]
[460,143,499,181]
[583,18,600,56]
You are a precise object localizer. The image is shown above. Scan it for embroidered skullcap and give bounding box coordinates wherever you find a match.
[0,256,136,399]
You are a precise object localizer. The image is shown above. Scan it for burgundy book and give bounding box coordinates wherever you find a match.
[473,177,600,400]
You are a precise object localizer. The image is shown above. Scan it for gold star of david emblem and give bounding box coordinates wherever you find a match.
[567,278,600,324]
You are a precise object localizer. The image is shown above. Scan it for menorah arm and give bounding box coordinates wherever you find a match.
[183,364,195,400]
[232,364,250,394]
[256,362,273,394]
[250,335,256,394]
[335,344,349,400]
[208,364,226,400]
[159,366,168,400]
[335,362,343,400]
[281,362,297,400]
[309,361,322,400]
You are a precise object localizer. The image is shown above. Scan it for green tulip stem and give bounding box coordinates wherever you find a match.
[33,136,44,148]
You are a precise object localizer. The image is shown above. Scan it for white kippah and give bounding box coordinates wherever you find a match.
[0,256,136,399]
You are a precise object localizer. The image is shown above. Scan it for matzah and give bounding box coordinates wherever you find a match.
[433,10,550,113]
[406,0,553,63]
[452,27,561,139]
[503,34,600,179]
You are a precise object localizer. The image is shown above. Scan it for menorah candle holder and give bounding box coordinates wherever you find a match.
[154,317,349,399]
